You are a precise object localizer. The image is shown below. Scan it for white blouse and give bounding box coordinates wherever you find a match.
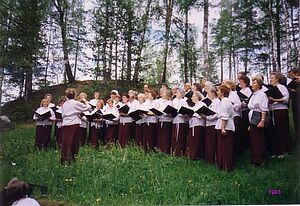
[157,99,173,123]
[103,106,120,125]
[188,101,206,128]
[215,97,235,131]
[33,106,55,126]
[205,98,220,127]
[172,98,188,124]
[61,99,91,126]
[229,91,242,117]
[269,84,289,111]
[247,90,269,122]
[89,109,103,129]
[135,102,147,125]
[144,99,158,124]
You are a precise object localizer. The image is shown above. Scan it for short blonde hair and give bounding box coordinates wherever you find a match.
[40,98,49,107]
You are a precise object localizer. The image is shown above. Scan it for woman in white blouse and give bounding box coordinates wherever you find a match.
[171,88,188,156]
[204,81,220,164]
[143,90,159,152]
[61,88,91,164]
[135,93,146,146]
[267,72,290,158]
[238,75,252,152]
[89,100,105,148]
[33,98,56,150]
[118,93,134,148]
[186,91,206,160]
[215,85,235,171]
[225,80,242,158]
[248,77,269,166]
[157,89,174,154]
[104,99,120,147]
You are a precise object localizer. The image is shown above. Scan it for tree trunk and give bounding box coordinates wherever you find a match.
[275,0,281,72]
[126,10,133,81]
[74,25,80,79]
[24,66,33,101]
[114,35,118,85]
[184,7,188,83]
[54,0,75,84]
[269,1,278,72]
[298,0,300,67]
[108,41,113,79]
[283,1,291,72]
[133,0,152,83]
[220,44,224,82]
[161,0,174,83]
[203,0,209,77]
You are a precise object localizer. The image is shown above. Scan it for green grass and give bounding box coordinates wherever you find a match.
[0,124,299,205]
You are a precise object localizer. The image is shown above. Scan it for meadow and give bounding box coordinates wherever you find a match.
[0,124,299,205]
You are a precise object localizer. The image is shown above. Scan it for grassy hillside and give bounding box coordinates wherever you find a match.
[0,124,299,205]
[0,80,143,123]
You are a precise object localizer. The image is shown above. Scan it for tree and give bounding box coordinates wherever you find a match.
[52,0,75,83]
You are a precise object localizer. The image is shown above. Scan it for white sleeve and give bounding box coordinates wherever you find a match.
[260,93,269,112]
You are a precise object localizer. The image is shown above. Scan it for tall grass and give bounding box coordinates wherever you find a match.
[0,124,299,205]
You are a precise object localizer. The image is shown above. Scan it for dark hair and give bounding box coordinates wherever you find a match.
[149,89,158,99]
[193,83,202,91]
[122,93,129,99]
[219,85,230,97]
[239,75,250,86]
[288,68,300,76]
[6,180,31,204]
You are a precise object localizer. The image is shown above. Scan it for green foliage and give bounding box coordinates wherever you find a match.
[0,124,299,205]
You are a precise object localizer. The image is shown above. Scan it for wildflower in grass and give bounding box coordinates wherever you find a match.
[188,180,192,183]
[96,198,101,202]
[12,162,16,166]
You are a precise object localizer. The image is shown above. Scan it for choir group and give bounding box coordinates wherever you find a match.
[33,69,300,171]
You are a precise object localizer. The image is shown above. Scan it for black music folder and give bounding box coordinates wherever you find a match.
[287,79,298,90]
[55,111,62,119]
[186,98,195,107]
[128,110,143,121]
[265,86,284,99]
[89,103,97,110]
[84,111,103,122]
[178,106,194,117]
[202,98,212,107]
[163,105,178,117]
[250,111,270,128]
[149,108,164,116]
[195,106,216,116]
[102,113,117,120]
[118,104,130,114]
[237,91,249,101]
[35,111,51,121]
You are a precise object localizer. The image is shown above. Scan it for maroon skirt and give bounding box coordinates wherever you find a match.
[56,127,63,149]
[61,124,80,164]
[118,123,133,148]
[186,126,205,160]
[171,123,188,157]
[78,127,87,147]
[217,130,234,171]
[240,110,250,151]
[35,125,52,149]
[249,124,265,165]
[205,126,218,164]
[135,123,144,147]
[233,116,242,157]
[157,122,173,154]
[143,123,157,152]
[105,124,119,144]
[267,109,289,155]
[90,126,100,148]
